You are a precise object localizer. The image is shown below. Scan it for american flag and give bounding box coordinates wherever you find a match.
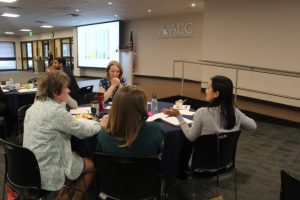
[128,31,133,51]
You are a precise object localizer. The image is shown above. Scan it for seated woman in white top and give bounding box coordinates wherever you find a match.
[163,75,256,179]
[23,70,101,200]
[162,75,257,141]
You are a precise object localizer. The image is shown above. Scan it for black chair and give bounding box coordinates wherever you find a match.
[280,170,300,200]
[27,78,37,83]
[79,85,94,99]
[190,130,241,199]
[83,92,97,104]
[93,152,162,200]
[0,138,52,200]
[17,104,32,145]
[0,116,7,138]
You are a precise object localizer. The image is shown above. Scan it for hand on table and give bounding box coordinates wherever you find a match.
[161,108,180,117]
[99,114,108,128]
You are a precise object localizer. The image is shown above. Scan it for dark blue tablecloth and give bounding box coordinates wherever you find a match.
[72,101,194,178]
[4,90,36,116]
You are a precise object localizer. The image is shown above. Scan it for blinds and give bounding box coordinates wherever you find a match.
[0,42,15,58]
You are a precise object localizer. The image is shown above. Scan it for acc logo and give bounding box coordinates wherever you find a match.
[159,22,193,38]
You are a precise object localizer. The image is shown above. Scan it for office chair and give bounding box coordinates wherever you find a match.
[17,104,32,145]
[0,116,7,138]
[93,152,162,200]
[0,138,52,200]
[280,170,300,200]
[83,92,97,104]
[79,85,94,99]
[189,130,241,200]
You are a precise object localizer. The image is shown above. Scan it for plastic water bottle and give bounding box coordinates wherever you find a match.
[151,93,158,115]
[9,78,14,90]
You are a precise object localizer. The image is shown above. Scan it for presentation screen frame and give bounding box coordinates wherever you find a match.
[77,20,121,69]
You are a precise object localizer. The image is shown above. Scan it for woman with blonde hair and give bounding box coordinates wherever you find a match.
[23,70,101,200]
[99,60,127,102]
[97,85,164,157]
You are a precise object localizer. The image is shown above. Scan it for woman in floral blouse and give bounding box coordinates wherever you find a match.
[99,60,127,102]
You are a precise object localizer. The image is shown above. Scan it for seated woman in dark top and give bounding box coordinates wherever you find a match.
[97,86,164,158]
[99,60,127,103]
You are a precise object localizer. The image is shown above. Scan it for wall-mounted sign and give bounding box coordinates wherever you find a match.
[159,22,193,38]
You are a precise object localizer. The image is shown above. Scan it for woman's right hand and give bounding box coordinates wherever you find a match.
[111,78,120,87]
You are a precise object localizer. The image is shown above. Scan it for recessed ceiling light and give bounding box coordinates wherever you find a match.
[4,31,14,34]
[75,9,79,12]
[147,9,152,13]
[0,0,17,3]
[20,29,31,32]
[191,3,196,7]
[108,2,112,5]
[40,25,53,28]
[114,14,118,17]
[1,13,20,17]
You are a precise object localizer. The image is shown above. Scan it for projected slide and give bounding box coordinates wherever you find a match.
[77,21,120,68]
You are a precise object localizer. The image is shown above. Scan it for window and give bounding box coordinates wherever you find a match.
[0,42,16,70]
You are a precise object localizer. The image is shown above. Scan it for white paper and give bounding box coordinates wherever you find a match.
[105,106,111,109]
[146,112,193,126]
[70,107,91,115]
[17,88,37,93]
[179,110,195,116]
[2,89,9,93]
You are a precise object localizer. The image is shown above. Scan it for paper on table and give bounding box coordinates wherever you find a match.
[70,107,91,115]
[2,89,9,93]
[17,88,37,93]
[146,112,193,126]
[179,109,195,116]
[162,116,193,126]
[105,105,111,109]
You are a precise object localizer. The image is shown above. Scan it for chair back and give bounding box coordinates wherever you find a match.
[83,92,96,104]
[0,138,44,199]
[191,130,241,176]
[79,85,93,97]
[17,104,32,145]
[94,152,161,200]
[280,170,300,200]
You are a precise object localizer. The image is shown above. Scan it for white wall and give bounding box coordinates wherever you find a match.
[128,13,203,80]
[0,36,22,69]
[202,0,300,107]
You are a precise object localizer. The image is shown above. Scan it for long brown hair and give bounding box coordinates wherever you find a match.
[106,86,148,147]
[36,70,69,101]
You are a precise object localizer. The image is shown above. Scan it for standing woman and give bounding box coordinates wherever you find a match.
[23,71,101,200]
[99,60,127,102]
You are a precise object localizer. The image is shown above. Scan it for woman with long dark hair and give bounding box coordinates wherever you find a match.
[162,75,256,141]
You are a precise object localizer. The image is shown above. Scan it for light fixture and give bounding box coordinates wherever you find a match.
[40,25,53,28]
[147,9,152,13]
[75,9,80,12]
[108,2,112,5]
[4,31,14,34]
[114,14,118,17]
[1,13,20,17]
[0,0,17,3]
[20,29,31,32]
[191,3,196,7]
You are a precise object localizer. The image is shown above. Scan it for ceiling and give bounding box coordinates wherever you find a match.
[0,0,203,36]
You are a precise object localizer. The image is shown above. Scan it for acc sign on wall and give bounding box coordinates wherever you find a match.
[159,22,193,38]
